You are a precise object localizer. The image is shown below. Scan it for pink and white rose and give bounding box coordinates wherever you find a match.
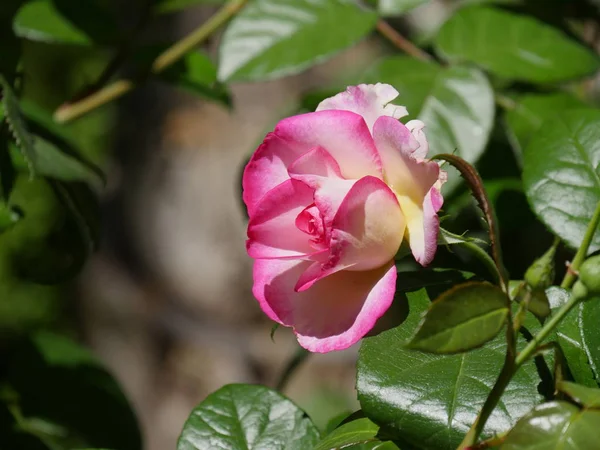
[243,84,445,353]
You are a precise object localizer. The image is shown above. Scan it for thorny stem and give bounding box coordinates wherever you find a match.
[459,203,600,448]
[561,200,600,289]
[54,0,248,123]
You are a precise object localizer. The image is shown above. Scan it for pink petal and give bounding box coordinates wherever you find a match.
[406,120,429,160]
[296,176,405,290]
[287,146,343,188]
[373,116,442,266]
[252,258,397,352]
[247,179,317,259]
[317,83,408,132]
[288,147,357,237]
[243,133,306,216]
[275,110,383,181]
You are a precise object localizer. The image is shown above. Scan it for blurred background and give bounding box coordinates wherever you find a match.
[2,0,599,448]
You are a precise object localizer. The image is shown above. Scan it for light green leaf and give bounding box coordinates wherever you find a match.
[523,110,600,251]
[503,401,600,449]
[505,93,588,152]
[218,0,377,82]
[357,289,542,448]
[558,381,600,409]
[435,6,600,83]
[550,287,597,388]
[0,75,36,176]
[365,57,494,193]
[177,384,320,450]
[378,0,428,16]
[408,282,509,354]
[13,0,91,45]
[314,417,380,450]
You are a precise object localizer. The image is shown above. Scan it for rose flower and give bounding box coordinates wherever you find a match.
[243,84,445,352]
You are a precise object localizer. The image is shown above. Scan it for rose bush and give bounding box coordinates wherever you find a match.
[243,84,446,352]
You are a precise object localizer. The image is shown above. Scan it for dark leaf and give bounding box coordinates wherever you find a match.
[177,384,320,450]
[408,282,509,354]
[503,401,600,449]
[357,289,542,448]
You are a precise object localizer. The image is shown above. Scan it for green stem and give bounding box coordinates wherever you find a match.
[515,292,582,367]
[458,351,515,449]
[561,200,600,289]
[54,0,247,123]
[459,208,600,448]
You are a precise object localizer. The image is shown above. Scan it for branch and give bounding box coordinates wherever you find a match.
[54,0,248,123]
[375,20,433,62]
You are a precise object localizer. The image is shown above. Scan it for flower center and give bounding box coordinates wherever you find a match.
[295,204,327,251]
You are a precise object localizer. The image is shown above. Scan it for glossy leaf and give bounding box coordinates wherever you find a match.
[161,51,230,105]
[8,331,142,450]
[503,401,600,449]
[218,0,377,82]
[435,6,600,83]
[558,381,600,409]
[580,299,600,383]
[314,417,380,450]
[365,57,494,193]
[408,282,508,354]
[0,75,36,176]
[523,110,600,251]
[378,0,428,16]
[177,384,320,450]
[9,136,103,187]
[550,287,597,388]
[13,0,91,45]
[505,93,588,152]
[358,289,542,448]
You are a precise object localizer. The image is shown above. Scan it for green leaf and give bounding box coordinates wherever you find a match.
[0,75,36,176]
[13,0,117,45]
[161,51,230,105]
[551,287,598,388]
[8,331,142,450]
[153,0,224,13]
[434,6,600,83]
[503,401,600,449]
[177,384,320,450]
[408,282,509,354]
[378,0,428,16]
[218,0,377,82]
[580,299,600,383]
[314,417,380,450]
[523,110,600,251]
[9,136,103,187]
[13,0,91,45]
[505,93,588,153]
[558,381,600,408]
[365,57,494,193]
[357,289,542,449]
